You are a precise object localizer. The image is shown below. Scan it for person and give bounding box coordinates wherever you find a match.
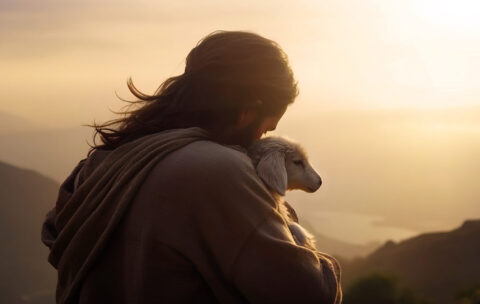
[41,30,342,304]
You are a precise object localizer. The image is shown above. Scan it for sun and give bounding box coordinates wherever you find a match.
[412,0,480,32]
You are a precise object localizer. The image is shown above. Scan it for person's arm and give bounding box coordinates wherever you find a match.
[153,142,342,303]
[181,145,342,303]
[285,200,343,303]
[229,211,341,303]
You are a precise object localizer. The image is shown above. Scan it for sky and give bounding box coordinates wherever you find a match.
[1,0,479,244]
[2,0,479,126]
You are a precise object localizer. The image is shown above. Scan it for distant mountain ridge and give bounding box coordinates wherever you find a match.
[0,161,58,304]
[342,219,480,304]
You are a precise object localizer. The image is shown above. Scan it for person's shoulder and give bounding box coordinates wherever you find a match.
[146,139,258,189]
[143,139,270,206]
[171,140,254,173]
[144,139,276,217]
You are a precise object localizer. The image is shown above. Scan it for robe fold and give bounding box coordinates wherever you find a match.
[41,127,342,304]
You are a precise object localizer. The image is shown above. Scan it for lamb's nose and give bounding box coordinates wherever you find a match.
[308,175,322,192]
[314,176,322,190]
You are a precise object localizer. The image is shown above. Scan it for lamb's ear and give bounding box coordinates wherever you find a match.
[256,151,287,196]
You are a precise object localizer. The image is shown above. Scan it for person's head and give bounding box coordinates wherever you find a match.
[87,30,299,154]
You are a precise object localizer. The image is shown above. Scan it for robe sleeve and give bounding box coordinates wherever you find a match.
[180,145,342,303]
[150,141,342,303]
[229,208,341,304]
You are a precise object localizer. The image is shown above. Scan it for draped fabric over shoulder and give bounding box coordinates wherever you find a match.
[42,127,209,304]
[41,126,342,304]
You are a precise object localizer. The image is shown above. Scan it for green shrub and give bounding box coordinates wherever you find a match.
[343,273,433,304]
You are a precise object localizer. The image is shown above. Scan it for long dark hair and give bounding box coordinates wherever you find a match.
[86,30,299,156]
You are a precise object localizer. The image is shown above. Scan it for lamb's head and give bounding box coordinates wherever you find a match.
[247,136,322,196]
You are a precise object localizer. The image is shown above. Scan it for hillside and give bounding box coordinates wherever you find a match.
[0,161,58,304]
[342,219,480,304]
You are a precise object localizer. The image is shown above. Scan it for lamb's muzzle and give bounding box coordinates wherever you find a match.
[247,136,321,248]
[247,136,322,196]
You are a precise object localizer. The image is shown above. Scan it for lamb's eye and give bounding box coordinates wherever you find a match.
[293,160,304,167]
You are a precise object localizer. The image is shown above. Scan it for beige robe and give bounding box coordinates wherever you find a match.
[42,127,342,303]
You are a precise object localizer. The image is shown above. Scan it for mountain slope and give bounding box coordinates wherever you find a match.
[0,161,59,304]
[342,220,480,304]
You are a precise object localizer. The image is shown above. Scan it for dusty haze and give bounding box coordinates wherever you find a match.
[1,0,479,245]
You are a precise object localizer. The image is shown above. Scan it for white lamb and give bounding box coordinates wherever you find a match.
[247,136,322,250]
[248,136,342,303]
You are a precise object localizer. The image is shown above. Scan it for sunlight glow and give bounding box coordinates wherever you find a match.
[413,0,480,31]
